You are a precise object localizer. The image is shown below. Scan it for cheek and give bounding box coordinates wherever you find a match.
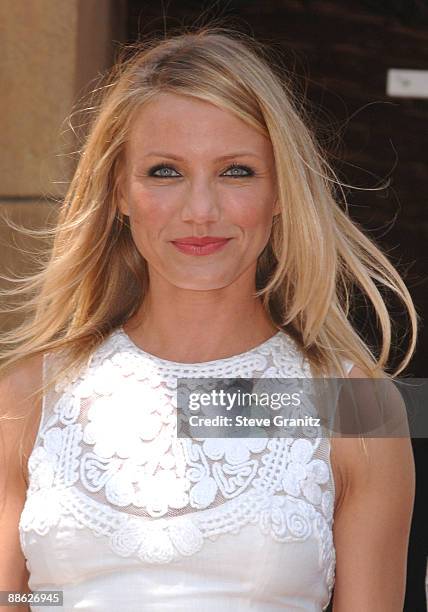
[128,187,170,231]
[230,194,275,230]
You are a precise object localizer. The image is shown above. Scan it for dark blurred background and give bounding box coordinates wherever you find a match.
[129,0,428,378]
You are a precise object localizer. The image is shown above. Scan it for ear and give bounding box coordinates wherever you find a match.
[273,198,281,217]
[118,194,130,217]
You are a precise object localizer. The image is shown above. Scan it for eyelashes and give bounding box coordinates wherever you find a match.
[148,164,180,178]
[223,164,255,178]
[147,162,256,179]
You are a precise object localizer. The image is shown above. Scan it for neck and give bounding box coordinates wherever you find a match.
[123,274,279,363]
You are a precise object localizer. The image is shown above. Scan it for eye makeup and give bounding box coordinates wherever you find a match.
[148,164,181,178]
[146,162,256,178]
[222,163,255,177]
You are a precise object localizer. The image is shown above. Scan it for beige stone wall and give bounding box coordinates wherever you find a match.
[0,0,127,332]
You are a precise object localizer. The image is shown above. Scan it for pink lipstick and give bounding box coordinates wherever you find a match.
[171,236,232,256]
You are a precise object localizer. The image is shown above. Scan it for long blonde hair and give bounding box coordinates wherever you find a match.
[0,25,418,397]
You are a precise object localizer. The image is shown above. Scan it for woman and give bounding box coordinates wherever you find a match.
[0,27,416,611]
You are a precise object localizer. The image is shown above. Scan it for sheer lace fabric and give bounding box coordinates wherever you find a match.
[19,328,352,611]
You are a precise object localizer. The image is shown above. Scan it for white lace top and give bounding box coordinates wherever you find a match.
[19,327,352,611]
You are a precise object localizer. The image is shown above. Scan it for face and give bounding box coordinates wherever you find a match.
[118,92,280,291]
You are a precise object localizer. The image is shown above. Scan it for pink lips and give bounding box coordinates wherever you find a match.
[171,236,232,256]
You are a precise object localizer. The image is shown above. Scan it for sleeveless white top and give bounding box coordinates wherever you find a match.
[19,327,352,611]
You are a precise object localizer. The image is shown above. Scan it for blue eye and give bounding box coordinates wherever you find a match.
[149,164,180,178]
[223,164,254,177]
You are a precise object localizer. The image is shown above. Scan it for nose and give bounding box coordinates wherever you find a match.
[180,179,221,227]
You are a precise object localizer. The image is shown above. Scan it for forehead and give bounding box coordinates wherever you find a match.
[126,92,271,159]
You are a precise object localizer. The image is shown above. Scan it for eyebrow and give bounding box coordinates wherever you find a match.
[143,151,262,161]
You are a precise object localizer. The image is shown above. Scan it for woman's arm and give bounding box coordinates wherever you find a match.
[331,367,415,611]
[0,356,42,612]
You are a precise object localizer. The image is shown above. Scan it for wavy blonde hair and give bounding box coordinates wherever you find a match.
[0,26,418,405]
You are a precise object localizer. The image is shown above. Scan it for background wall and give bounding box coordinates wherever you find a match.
[0,0,126,329]
[129,0,428,378]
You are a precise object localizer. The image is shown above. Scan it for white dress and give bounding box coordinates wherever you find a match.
[19,327,352,611]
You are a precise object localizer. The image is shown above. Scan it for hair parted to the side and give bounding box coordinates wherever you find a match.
[0,25,418,400]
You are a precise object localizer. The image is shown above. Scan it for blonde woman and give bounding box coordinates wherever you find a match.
[0,27,416,611]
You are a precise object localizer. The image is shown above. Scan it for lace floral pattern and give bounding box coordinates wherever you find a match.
[19,327,338,603]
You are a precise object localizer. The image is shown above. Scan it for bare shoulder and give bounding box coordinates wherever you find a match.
[0,356,44,593]
[0,353,44,415]
[329,366,415,609]
[0,354,44,486]
[330,365,368,504]
[330,365,413,510]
